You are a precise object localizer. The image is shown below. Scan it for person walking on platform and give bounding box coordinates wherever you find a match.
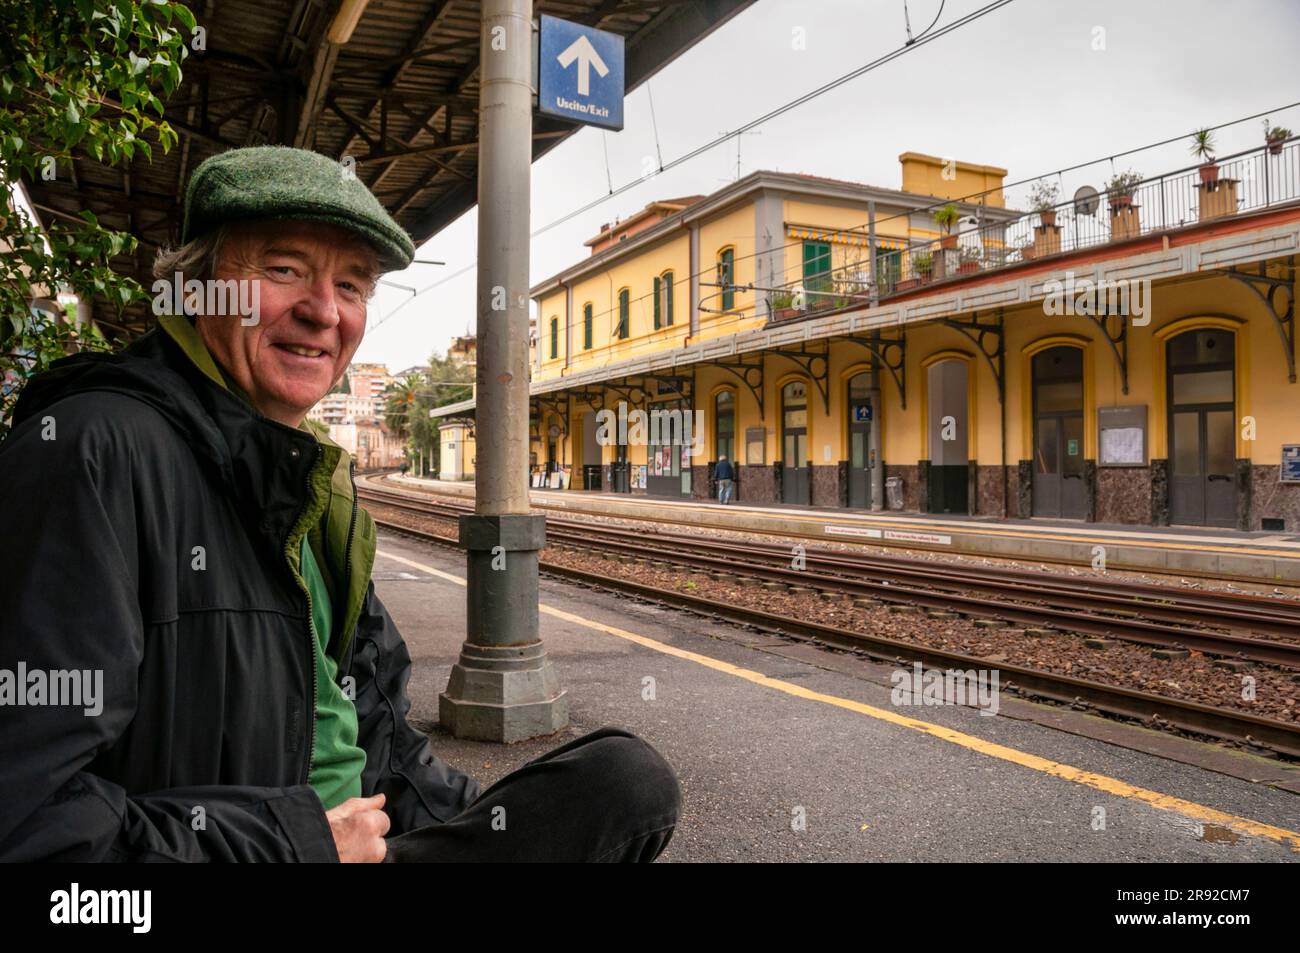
[715,454,736,504]
[0,146,680,864]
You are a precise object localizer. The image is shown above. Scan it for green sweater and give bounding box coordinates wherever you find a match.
[155,313,371,811]
[301,536,366,809]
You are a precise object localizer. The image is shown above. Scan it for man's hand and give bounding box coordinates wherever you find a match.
[326,793,390,862]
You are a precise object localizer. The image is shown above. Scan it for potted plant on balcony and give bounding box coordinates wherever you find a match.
[955,245,982,276]
[1191,128,1218,184]
[1105,170,1142,209]
[1106,170,1143,240]
[1266,124,1292,156]
[769,290,798,322]
[912,251,934,283]
[1029,180,1060,228]
[933,204,961,249]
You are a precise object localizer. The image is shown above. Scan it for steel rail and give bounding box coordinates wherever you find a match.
[366,510,1300,760]
[358,487,1300,667]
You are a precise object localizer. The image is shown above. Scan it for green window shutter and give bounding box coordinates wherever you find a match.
[549,317,557,359]
[664,272,674,326]
[803,241,832,300]
[618,289,629,339]
[719,250,734,311]
[653,275,661,330]
[874,246,901,288]
[583,303,592,349]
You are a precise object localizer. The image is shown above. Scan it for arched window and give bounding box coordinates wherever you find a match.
[617,288,630,339]
[847,372,873,508]
[1031,346,1085,519]
[714,389,735,462]
[781,380,810,504]
[1167,328,1236,527]
[717,248,735,311]
[583,302,593,349]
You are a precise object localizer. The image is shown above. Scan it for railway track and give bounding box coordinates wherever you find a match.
[357,483,1300,669]
[357,489,1300,760]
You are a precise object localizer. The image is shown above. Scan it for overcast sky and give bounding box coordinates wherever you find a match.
[354,0,1300,370]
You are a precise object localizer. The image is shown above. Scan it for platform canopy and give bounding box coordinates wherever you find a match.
[23,0,754,338]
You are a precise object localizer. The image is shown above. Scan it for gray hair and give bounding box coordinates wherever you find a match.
[152,223,380,300]
[152,226,229,285]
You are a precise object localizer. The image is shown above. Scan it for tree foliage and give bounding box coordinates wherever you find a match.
[383,351,474,474]
[0,0,193,436]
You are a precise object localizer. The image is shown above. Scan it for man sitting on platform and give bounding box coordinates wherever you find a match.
[0,146,680,863]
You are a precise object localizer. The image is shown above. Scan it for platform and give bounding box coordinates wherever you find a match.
[372,528,1300,861]
[390,476,1300,584]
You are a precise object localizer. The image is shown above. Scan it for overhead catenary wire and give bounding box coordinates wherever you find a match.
[372,0,1297,335]
[486,98,1300,339]
[904,0,946,45]
[369,0,1018,331]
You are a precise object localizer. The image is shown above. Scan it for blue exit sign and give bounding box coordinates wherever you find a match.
[537,14,625,131]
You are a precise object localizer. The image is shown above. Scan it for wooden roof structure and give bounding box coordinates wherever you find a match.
[22,0,754,337]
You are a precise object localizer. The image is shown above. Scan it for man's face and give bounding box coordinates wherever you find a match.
[196,221,378,427]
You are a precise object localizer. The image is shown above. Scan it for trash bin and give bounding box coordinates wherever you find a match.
[885,476,904,510]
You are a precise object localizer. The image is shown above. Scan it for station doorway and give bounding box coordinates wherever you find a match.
[714,390,736,500]
[926,359,968,514]
[581,411,602,490]
[1167,328,1236,527]
[1031,347,1087,519]
[646,399,692,498]
[781,380,810,505]
[847,372,874,508]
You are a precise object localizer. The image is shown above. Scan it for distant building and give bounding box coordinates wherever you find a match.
[308,362,405,469]
[393,365,431,380]
[438,420,475,481]
[330,420,406,471]
[308,392,376,426]
[346,363,392,402]
[447,335,477,368]
[584,196,704,255]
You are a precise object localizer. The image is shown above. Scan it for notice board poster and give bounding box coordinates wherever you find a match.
[1281,445,1300,484]
[1098,405,1147,467]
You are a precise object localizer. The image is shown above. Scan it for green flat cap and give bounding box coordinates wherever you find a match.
[181,145,415,272]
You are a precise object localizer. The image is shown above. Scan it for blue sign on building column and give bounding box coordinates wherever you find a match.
[538,14,625,131]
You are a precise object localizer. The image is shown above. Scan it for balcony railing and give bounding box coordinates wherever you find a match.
[765,136,1300,320]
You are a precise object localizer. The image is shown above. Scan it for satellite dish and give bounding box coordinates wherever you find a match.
[1073,185,1100,216]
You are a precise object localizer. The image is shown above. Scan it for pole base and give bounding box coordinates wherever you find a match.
[439,641,569,742]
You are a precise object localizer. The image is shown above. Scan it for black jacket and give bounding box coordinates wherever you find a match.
[0,319,479,861]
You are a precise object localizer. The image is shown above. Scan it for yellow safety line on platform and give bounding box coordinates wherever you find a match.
[376,547,1300,852]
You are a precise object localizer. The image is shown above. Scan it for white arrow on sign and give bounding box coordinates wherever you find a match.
[556,34,608,97]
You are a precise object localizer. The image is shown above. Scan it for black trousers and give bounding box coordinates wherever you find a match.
[385,727,681,862]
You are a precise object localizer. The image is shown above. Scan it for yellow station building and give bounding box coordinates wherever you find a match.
[435,143,1300,532]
